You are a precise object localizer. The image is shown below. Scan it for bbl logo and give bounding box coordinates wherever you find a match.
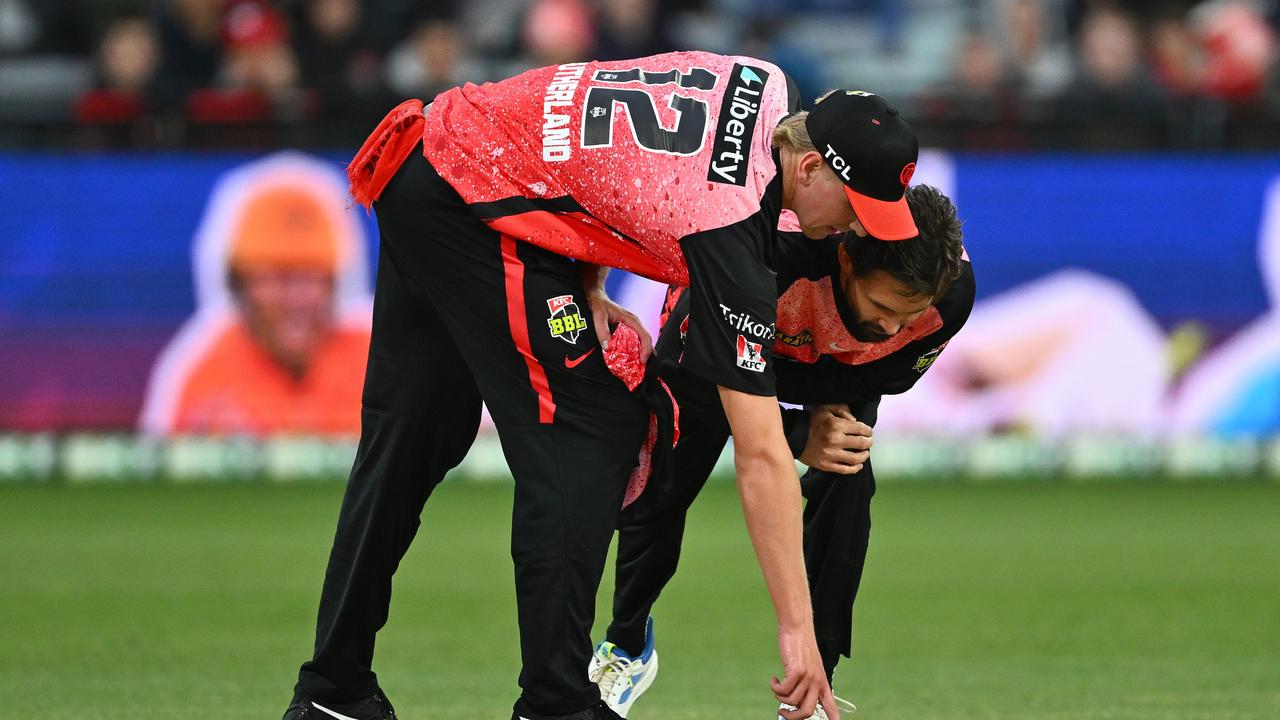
[912,341,949,374]
[547,294,588,345]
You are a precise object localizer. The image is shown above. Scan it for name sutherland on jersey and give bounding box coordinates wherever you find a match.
[719,303,774,340]
[542,63,586,162]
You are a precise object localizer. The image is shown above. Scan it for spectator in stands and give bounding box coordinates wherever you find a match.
[918,29,1028,148]
[1149,7,1198,97]
[73,14,160,133]
[95,16,159,95]
[1190,0,1276,103]
[521,0,594,66]
[1054,4,1171,147]
[992,0,1072,100]
[150,0,223,108]
[218,0,300,106]
[140,153,372,437]
[292,0,387,121]
[953,33,1017,121]
[385,6,484,100]
[593,0,673,60]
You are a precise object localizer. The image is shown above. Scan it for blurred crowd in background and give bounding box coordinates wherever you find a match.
[2,0,1280,150]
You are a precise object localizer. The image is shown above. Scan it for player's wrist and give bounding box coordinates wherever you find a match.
[778,597,815,625]
[576,261,608,296]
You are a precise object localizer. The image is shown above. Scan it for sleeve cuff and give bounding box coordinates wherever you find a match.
[780,407,811,459]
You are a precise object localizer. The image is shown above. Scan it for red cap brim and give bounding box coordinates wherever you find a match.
[844,186,918,241]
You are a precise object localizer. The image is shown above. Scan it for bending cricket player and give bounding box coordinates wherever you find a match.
[589,184,974,718]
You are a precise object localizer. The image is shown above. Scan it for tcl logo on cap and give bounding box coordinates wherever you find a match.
[735,334,766,372]
[823,144,853,182]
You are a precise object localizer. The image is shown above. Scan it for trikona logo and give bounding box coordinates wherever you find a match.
[542,62,587,162]
[546,294,587,344]
[736,334,766,372]
[707,63,770,185]
[719,303,774,340]
[823,144,853,182]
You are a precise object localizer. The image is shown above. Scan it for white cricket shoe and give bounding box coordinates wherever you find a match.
[587,617,658,718]
[778,694,857,720]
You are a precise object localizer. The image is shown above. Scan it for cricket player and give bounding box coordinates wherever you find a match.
[588,184,975,718]
[283,51,920,720]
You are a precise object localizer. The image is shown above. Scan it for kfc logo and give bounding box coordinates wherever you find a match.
[735,334,766,372]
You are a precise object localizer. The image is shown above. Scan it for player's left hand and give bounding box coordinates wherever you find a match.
[799,404,873,474]
[585,290,653,361]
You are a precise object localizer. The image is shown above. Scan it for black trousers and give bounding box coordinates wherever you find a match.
[295,148,648,718]
[607,392,878,684]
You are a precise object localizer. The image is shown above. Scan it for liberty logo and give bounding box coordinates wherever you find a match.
[707,63,770,186]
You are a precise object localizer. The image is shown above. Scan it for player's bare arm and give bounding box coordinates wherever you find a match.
[717,386,841,720]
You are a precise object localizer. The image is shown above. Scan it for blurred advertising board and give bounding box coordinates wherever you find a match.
[2,150,1279,439]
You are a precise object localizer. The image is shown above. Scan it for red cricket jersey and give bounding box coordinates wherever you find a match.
[349,52,799,396]
[421,51,793,287]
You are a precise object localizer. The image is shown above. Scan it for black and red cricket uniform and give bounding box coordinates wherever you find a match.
[605,230,976,682]
[295,52,804,719]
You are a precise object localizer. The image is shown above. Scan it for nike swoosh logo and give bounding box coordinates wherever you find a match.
[310,701,361,720]
[564,347,596,368]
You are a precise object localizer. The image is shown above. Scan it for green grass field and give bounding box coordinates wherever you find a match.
[2,479,1278,720]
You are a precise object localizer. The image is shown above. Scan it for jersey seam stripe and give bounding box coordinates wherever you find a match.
[469,194,586,220]
[500,235,557,424]
[472,195,647,251]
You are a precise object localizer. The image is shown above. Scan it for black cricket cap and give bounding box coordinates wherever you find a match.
[805,91,919,240]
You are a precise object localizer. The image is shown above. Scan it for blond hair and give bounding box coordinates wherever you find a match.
[772,90,841,151]
[771,111,813,152]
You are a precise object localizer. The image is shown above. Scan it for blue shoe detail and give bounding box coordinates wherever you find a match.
[619,663,651,703]
[594,616,659,717]
[638,616,655,662]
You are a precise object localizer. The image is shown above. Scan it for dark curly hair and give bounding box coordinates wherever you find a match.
[841,184,964,299]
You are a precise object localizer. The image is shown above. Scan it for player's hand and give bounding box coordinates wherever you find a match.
[585,290,653,361]
[773,625,840,720]
[798,404,872,474]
